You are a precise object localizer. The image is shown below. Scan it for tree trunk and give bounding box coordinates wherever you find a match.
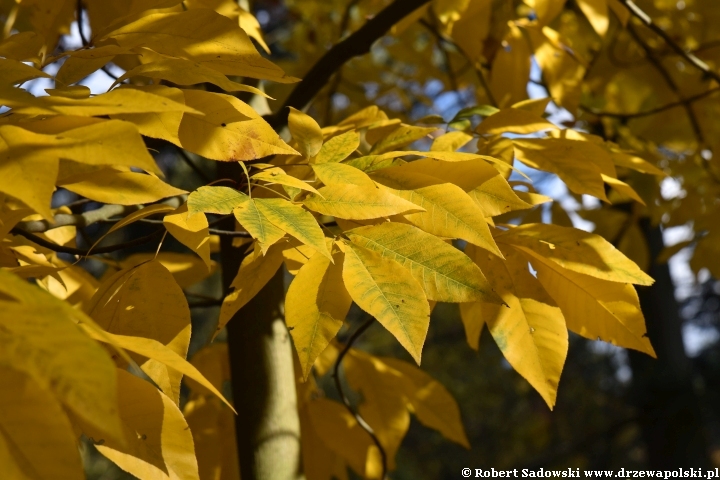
[628,220,710,467]
[217,162,303,480]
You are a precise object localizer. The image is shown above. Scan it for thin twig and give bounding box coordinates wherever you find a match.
[618,0,720,84]
[98,217,252,236]
[419,19,459,92]
[176,148,212,183]
[582,87,720,119]
[11,227,164,256]
[189,299,224,308]
[626,24,704,143]
[332,316,388,480]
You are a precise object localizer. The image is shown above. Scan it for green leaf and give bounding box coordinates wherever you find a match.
[303,184,423,220]
[233,198,287,253]
[187,185,249,216]
[341,242,430,364]
[254,198,331,259]
[347,222,502,303]
[312,130,359,164]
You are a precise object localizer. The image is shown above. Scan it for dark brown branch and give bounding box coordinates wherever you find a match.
[176,147,212,183]
[11,227,164,255]
[332,316,388,480]
[618,0,720,84]
[76,0,89,47]
[266,0,431,130]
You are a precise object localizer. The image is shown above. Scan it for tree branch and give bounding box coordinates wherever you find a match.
[11,227,164,255]
[17,197,183,233]
[332,316,388,480]
[618,0,720,84]
[266,0,430,130]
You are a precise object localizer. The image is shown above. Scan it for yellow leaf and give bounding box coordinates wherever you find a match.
[430,131,473,152]
[188,185,249,216]
[88,261,192,404]
[0,295,123,443]
[11,87,199,117]
[489,24,531,107]
[306,397,381,479]
[233,198,286,253]
[283,243,316,274]
[0,367,84,480]
[312,162,376,188]
[217,242,285,334]
[114,53,269,97]
[254,198,331,259]
[603,174,646,205]
[45,86,92,98]
[512,97,552,116]
[164,204,212,268]
[347,222,501,303]
[611,150,666,176]
[0,120,159,218]
[370,125,437,154]
[312,130,360,164]
[477,108,558,135]
[287,250,350,379]
[513,138,608,201]
[381,357,470,448]
[110,85,187,145]
[385,181,503,258]
[496,223,654,285]
[58,170,187,205]
[577,0,609,37]
[465,244,568,408]
[55,45,135,86]
[525,0,566,25]
[341,242,430,364]
[288,107,323,158]
[104,204,176,238]
[303,184,422,220]
[0,207,33,239]
[84,329,235,412]
[515,246,656,357]
[459,300,485,350]
[0,58,50,86]
[344,350,411,470]
[0,31,44,62]
[252,167,321,195]
[3,119,160,173]
[237,7,270,52]
[179,89,299,160]
[183,395,239,480]
[99,9,297,82]
[111,252,217,289]
[89,370,200,480]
